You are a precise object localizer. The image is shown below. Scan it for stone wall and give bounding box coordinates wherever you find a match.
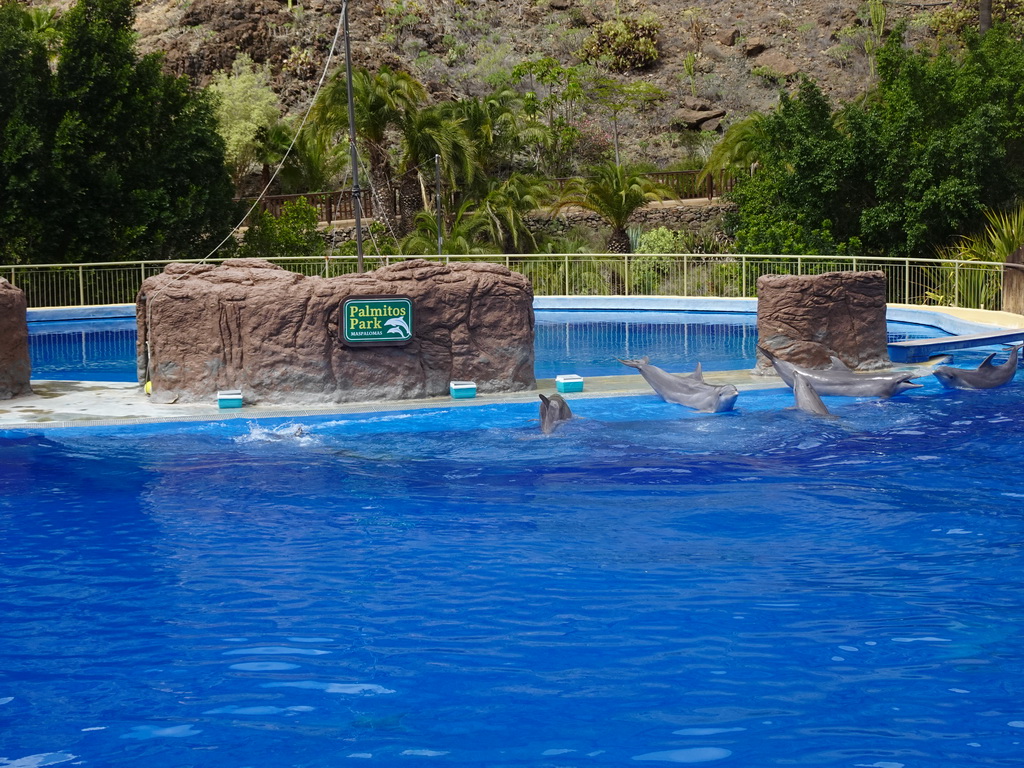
[0,278,32,400]
[755,270,890,373]
[137,258,535,405]
[532,201,736,240]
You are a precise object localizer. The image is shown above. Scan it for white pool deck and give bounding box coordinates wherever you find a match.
[4,300,1022,430]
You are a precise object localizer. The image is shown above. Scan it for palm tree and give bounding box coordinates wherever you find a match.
[399,204,498,256]
[698,112,768,188]
[549,162,671,254]
[475,173,552,253]
[396,104,477,234]
[252,119,294,192]
[312,65,426,234]
[279,124,348,194]
[20,6,63,58]
[447,89,537,186]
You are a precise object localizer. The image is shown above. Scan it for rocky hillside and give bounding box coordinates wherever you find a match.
[31,0,939,167]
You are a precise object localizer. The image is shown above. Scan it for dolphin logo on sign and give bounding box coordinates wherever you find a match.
[385,316,411,337]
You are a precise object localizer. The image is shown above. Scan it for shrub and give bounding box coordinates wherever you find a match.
[577,13,661,72]
[239,197,325,261]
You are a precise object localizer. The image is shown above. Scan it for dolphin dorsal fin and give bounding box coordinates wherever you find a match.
[978,352,998,369]
[538,394,550,406]
[829,356,852,371]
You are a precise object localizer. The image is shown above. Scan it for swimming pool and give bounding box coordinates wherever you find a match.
[27,311,951,382]
[2,381,1024,766]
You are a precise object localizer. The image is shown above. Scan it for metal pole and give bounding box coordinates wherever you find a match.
[435,153,443,258]
[342,0,363,273]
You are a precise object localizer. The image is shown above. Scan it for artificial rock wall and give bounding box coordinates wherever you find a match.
[0,278,31,400]
[755,270,890,373]
[136,258,536,404]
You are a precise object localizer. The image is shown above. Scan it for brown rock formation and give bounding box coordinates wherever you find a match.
[136,258,536,405]
[0,278,32,400]
[755,270,890,373]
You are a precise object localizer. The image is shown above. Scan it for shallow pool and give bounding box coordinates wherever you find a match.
[2,382,1023,766]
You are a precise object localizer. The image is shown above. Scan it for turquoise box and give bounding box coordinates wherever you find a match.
[555,375,584,393]
[217,389,243,409]
[449,381,477,399]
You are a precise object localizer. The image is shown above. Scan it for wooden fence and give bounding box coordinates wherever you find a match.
[238,190,375,224]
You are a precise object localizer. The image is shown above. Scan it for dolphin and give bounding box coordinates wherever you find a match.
[618,357,739,413]
[384,316,411,336]
[538,393,574,434]
[759,347,924,398]
[792,370,833,416]
[932,345,1019,390]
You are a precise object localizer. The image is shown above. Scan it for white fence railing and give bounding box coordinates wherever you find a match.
[1,253,1006,311]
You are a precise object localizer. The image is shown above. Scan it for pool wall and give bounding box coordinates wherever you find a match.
[26,297,1024,338]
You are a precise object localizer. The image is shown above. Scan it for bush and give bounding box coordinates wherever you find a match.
[238,197,325,261]
[577,14,661,72]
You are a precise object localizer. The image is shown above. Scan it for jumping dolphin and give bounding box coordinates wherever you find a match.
[538,393,574,434]
[618,357,739,413]
[792,370,833,416]
[759,347,924,398]
[384,316,411,336]
[932,345,1020,390]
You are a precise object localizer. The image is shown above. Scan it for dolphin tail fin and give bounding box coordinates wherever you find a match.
[617,357,643,370]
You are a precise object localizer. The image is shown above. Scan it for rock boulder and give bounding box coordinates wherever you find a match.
[0,278,32,400]
[755,271,890,373]
[137,258,536,404]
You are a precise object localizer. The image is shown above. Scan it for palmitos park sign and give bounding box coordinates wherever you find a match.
[342,296,414,346]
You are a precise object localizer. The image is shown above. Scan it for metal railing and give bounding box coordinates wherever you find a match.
[2,253,1006,311]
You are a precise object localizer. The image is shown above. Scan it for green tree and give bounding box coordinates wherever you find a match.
[728,80,862,255]
[698,113,767,185]
[511,57,590,176]
[590,78,666,166]
[209,53,281,188]
[729,25,1024,259]
[550,162,672,253]
[0,0,236,264]
[0,0,52,264]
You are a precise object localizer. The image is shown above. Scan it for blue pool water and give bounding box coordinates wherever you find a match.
[2,382,1024,767]
[28,312,950,382]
